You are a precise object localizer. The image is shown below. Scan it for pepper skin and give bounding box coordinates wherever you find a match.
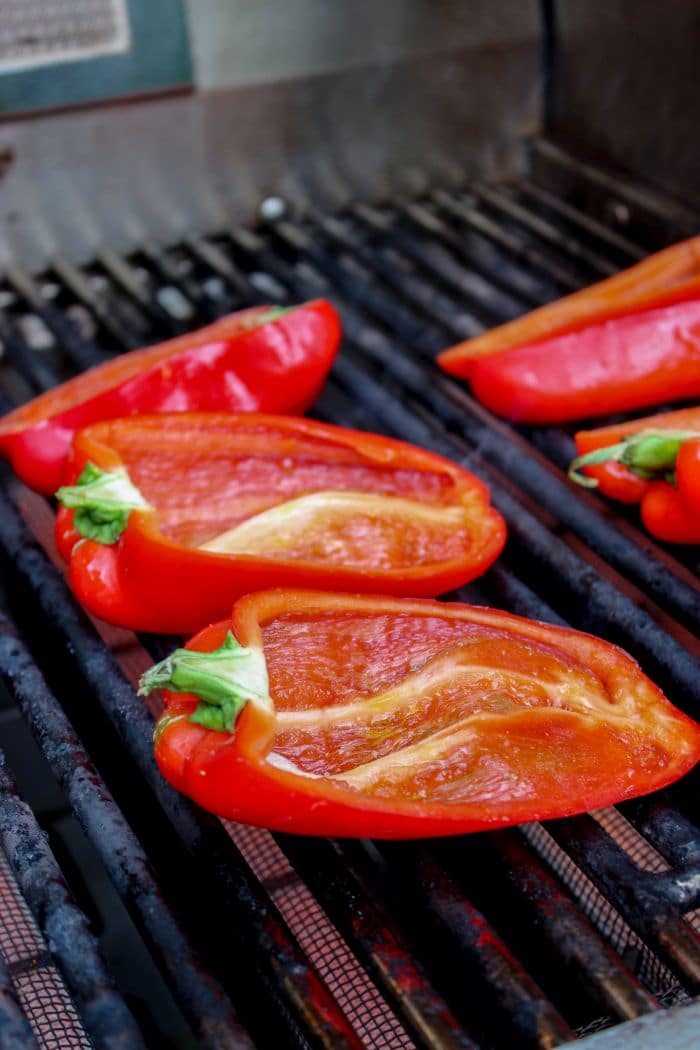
[438,234,700,371]
[640,482,700,545]
[455,296,700,424]
[574,406,700,504]
[140,590,700,839]
[55,413,506,633]
[570,406,700,544]
[0,301,341,494]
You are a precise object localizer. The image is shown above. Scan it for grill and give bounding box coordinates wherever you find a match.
[1,136,700,1049]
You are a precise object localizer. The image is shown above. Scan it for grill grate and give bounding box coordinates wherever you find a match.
[0,140,699,1048]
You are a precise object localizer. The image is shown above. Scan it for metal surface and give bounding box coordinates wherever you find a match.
[0,1,539,270]
[548,0,700,209]
[0,146,699,1046]
[575,999,700,1050]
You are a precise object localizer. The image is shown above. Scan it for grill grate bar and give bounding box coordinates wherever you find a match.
[466,182,619,278]
[547,816,700,993]
[475,830,660,1022]
[0,748,144,1049]
[398,199,558,306]
[275,834,477,1050]
[530,139,700,246]
[511,179,646,261]
[4,268,109,371]
[95,248,184,339]
[49,256,142,352]
[0,489,361,1050]
[621,796,700,871]
[0,309,56,394]
[368,842,576,1048]
[308,212,482,342]
[137,243,225,324]
[430,189,583,292]
[349,202,527,325]
[0,610,252,1050]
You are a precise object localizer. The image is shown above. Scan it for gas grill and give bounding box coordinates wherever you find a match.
[1,3,700,1048]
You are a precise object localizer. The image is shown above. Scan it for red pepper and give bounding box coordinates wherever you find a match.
[138,590,700,838]
[55,413,506,633]
[441,294,700,424]
[438,235,700,369]
[437,235,700,424]
[569,406,700,543]
[0,301,340,494]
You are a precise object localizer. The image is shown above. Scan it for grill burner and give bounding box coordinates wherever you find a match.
[0,140,699,1048]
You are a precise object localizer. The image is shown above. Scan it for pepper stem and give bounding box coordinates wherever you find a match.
[138,632,270,734]
[568,430,699,489]
[56,462,149,544]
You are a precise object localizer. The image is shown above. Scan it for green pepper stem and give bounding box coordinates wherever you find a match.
[56,462,149,544]
[138,632,270,734]
[568,430,699,488]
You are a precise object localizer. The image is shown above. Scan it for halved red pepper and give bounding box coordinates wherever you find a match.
[0,301,340,494]
[437,236,700,423]
[138,590,700,838]
[54,413,506,633]
[570,406,700,543]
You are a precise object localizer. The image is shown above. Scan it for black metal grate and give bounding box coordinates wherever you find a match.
[0,138,699,1048]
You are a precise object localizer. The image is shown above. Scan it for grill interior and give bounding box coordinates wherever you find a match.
[0,137,699,1049]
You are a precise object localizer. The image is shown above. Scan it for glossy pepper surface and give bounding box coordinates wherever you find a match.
[139,590,700,838]
[437,237,700,423]
[0,301,341,494]
[55,413,506,633]
[438,235,700,368]
[570,406,700,544]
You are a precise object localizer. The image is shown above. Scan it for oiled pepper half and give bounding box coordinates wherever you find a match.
[55,413,506,633]
[0,300,340,494]
[139,590,700,838]
[437,236,700,423]
[570,406,700,544]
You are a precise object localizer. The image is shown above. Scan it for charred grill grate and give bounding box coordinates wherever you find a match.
[0,139,699,1048]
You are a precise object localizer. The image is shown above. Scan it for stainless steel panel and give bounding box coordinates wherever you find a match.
[184,0,539,89]
[0,1,540,271]
[549,0,700,208]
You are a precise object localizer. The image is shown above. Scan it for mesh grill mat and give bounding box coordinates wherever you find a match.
[526,807,700,1034]
[227,822,414,1049]
[0,846,90,1048]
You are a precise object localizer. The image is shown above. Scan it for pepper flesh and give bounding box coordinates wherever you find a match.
[0,301,341,494]
[571,407,700,544]
[438,235,700,370]
[55,413,506,632]
[143,590,700,839]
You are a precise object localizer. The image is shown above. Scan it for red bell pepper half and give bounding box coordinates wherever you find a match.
[0,301,340,494]
[54,413,506,633]
[570,406,700,544]
[138,590,700,838]
[437,236,700,423]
